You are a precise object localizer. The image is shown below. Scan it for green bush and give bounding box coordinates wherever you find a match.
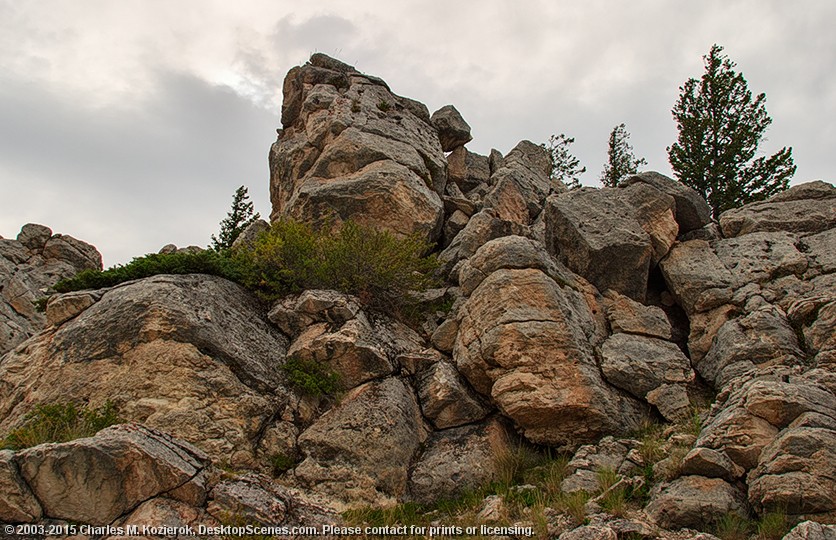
[2,402,121,450]
[54,250,245,293]
[54,219,440,321]
[281,357,340,397]
[238,219,440,317]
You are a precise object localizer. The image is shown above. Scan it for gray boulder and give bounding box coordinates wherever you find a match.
[0,275,291,468]
[621,171,712,234]
[646,475,749,530]
[719,180,836,237]
[408,419,510,503]
[15,424,209,525]
[430,105,472,152]
[294,377,428,507]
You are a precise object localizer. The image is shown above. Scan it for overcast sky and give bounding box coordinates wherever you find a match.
[1,1,834,267]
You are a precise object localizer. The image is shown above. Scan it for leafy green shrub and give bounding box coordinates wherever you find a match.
[55,219,439,322]
[281,357,340,397]
[238,219,439,317]
[2,402,121,450]
[54,250,245,293]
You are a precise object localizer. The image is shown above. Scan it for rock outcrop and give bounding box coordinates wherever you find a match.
[2,54,836,537]
[0,224,101,355]
[269,54,446,242]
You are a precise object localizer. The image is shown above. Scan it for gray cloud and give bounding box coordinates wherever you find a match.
[0,69,278,265]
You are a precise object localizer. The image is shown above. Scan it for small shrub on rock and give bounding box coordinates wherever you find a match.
[238,219,440,317]
[281,356,340,397]
[54,250,244,292]
[1,402,121,450]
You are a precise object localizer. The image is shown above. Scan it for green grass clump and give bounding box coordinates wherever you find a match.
[757,510,789,540]
[715,512,753,540]
[54,250,245,293]
[2,402,121,450]
[281,357,340,397]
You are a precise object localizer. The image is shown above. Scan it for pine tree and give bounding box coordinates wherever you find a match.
[600,123,647,187]
[542,133,586,189]
[210,186,260,251]
[668,44,795,217]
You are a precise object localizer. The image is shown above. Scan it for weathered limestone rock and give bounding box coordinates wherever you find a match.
[268,289,363,338]
[695,368,836,484]
[16,224,52,251]
[447,145,491,194]
[621,172,712,234]
[294,378,427,507]
[602,291,672,339]
[408,419,510,504]
[415,360,489,429]
[121,497,217,534]
[438,209,528,278]
[1,224,103,355]
[802,228,836,274]
[782,521,836,540]
[45,290,98,326]
[457,235,576,297]
[207,473,339,528]
[0,275,290,468]
[287,319,394,390]
[0,449,42,523]
[545,188,654,301]
[719,181,836,237]
[455,266,647,447]
[430,105,472,152]
[646,475,749,530]
[660,239,736,315]
[697,305,803,388]
[41,234,102,273]
[599,333,694,400]
[561,437,640,493]
[713,232,808,284]
[483,140,555,225]
[748,427,836,515]
[679,447,745,482]
[620,182,679,264]
[16,424,209,525]
[443,209,470,247]
[270,54,445,242]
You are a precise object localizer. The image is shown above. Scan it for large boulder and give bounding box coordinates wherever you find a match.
[294,377,428,507]
[454,239,648,447]
[0,275,291,468]
[430,105,472,152]
[645,475,749,530]
[483,140,555,226]
[407,418,510,504]
[620,172,712,234]
[269,54,445,242]
[1,224,102,355]
[545,182,678,302]
[14,424,210,525]
[719,180,836,237]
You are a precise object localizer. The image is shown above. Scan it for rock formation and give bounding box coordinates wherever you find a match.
[0,224,101,355]
[2,54,835,538]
